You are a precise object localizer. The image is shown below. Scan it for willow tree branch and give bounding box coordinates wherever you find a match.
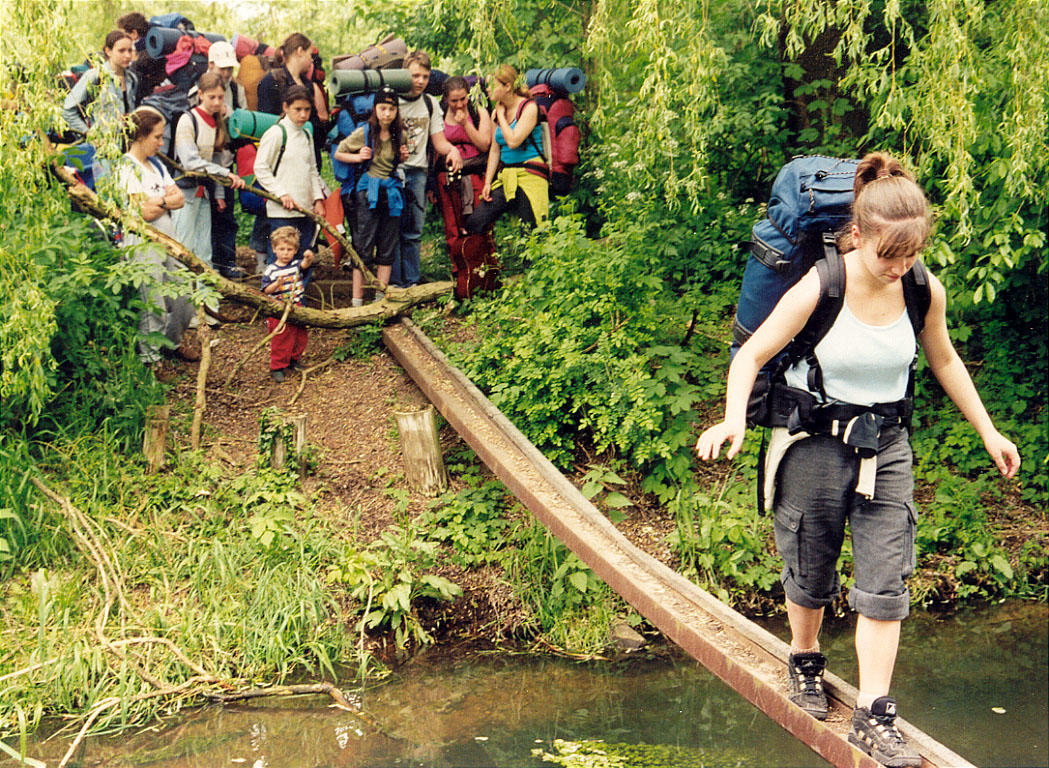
[53,164,454,328]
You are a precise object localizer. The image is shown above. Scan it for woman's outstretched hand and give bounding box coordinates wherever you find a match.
[695,420,746,461]
[983,430,1021,478]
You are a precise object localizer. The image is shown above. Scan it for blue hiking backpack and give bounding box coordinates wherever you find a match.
[328,93,377,196]
[733,155,931,429]
[732,156,859,350]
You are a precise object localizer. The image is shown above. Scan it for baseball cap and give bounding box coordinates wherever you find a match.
[208,41,237,68]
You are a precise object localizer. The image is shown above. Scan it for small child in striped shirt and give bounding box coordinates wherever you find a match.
[261,225,314,381]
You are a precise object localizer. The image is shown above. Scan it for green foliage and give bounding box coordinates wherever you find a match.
[504,520,616,651]
[580,464,633,524]
[333,322,385,361]
[911,473,1035,601]
[457,212,739,501]
[328,520,462,650]
[667,472,780,603]
[416,480,518,566]
[534,739,732,768]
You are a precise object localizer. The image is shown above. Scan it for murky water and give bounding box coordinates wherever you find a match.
[17,602,1047,768]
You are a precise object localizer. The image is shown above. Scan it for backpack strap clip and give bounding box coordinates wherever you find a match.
[750,234,789,272]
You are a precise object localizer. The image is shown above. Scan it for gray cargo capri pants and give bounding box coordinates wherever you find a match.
[773,426,917,621]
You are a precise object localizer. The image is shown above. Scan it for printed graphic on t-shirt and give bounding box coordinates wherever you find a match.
[261,259,305,305]
[404,116,428,156]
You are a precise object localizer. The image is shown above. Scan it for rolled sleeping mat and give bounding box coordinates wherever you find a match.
[331,35,407,71]
[145,26,184,58]
[146,27,227,59]
[328,68,412,99]
[227,109,313,141]
[525,67,586,95]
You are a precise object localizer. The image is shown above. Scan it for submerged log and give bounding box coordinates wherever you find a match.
[395,405,448,495]
[53,164,454,328]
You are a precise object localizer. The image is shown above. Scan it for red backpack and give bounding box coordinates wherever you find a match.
[528,83,581,196]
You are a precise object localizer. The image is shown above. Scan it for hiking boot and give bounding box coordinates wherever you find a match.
[848,696,921,768]
[787,652,828,720]
[287,359,303,372]
[270,368,286,382]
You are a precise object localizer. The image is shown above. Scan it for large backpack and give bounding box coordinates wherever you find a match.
[139,85,193,168]
[328,93,377,195]
[734,156,932,430]
[527,83,581,196]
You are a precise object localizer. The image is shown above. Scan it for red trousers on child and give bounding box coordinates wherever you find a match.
[267,317,307,370]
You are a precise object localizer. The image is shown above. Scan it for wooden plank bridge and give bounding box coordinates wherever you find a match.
[382,318,976,768]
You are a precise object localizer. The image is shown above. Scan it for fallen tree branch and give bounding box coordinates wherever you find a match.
[205,682,355,711]
[53,164,454,328]
[191,305,212,450]
[163,157,378,287]
[287,353,339,406]
[225,300,292,388]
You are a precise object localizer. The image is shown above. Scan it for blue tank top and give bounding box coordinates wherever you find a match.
[496,101,544,165]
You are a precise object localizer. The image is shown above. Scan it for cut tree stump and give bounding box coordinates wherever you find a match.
[395,405,448,496]
[143,405,170,472]
[270,413,307,474]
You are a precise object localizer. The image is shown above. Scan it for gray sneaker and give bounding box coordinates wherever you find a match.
[787,652,828,720]
[848,696,921,767]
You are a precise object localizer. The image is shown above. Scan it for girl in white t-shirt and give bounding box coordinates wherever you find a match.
[118,107,196,363]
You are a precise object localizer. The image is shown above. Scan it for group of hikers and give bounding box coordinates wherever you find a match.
[62,16,555,379]
[58,14,1023,768]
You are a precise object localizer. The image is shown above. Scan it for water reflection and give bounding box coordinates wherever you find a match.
[19,602,1047,768]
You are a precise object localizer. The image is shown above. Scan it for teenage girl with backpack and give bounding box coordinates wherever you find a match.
[464,65,548,234]
[253,85,326,272]
[333,88,409,306]
[117,107,196,364]
[257,32,328,167]
[695,153,1019,768]
[172,72,246,271]
[62,30,138,138]
[438,76,493,244]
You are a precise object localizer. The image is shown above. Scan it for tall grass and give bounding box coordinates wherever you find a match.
[0,436,357,739]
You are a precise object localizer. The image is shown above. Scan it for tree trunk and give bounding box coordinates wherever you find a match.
[395,405,448,496]
[143,405,170,472]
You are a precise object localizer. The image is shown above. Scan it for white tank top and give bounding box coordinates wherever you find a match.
[784,299,915,406]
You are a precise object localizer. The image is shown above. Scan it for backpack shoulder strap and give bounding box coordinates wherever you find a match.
[273,123,288,174]
[902,258,931,337]
[779,234,845,380]
[147,156,166,178]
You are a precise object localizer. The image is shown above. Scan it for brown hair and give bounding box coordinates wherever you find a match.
[196,71,230,151]
[270,225,301,249]
[127,107,164,143]
[117,12,148,38]
[849,153,931,260]
[280,33,311,59]
[282,84,312,106]
[492,64,530,99]
[443,75,469,97]
[404,50,432,70]
[103,29,132,53]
